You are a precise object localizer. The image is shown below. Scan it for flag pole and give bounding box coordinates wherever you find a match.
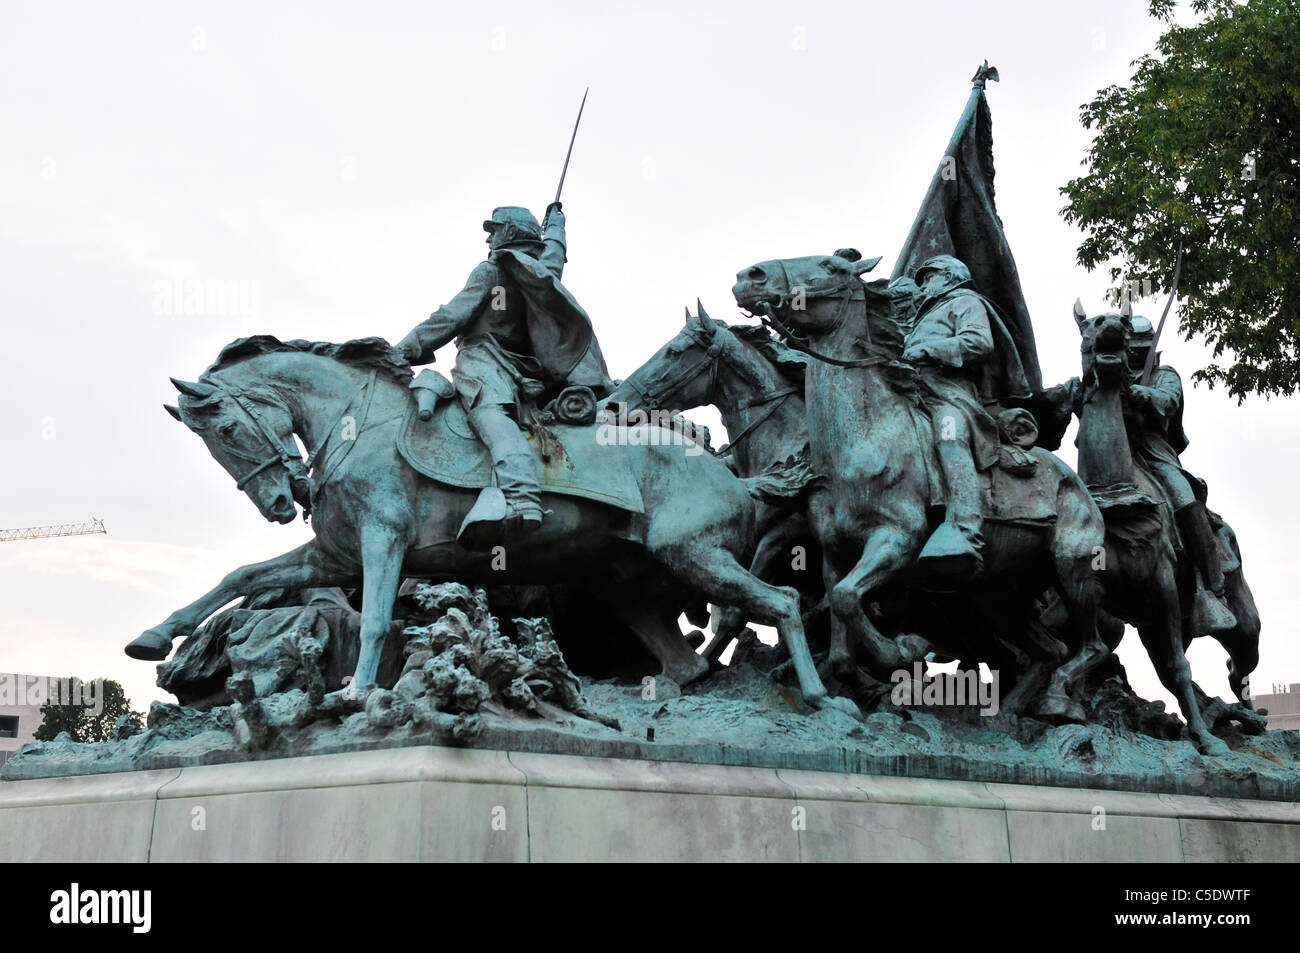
[892,62,998,280]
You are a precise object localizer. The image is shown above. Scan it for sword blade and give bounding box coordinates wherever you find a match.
[1141,243,1184,385]
[554,87,588,206]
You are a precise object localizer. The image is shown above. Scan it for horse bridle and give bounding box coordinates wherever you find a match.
[620,323,799,458]
[620,325,727,410]
[208,382,309,494]
[752,265,892,370]
[200,370,379,517]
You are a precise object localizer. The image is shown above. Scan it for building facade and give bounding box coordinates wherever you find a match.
[0,674,48,772]
[1253,682,1300,732]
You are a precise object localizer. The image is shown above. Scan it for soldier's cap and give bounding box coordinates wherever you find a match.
[1128,314,1155,344]
[914,254,972,285]
[483,206,541,240]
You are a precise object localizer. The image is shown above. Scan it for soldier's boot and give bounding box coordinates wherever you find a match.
[919,437,985,583]
[458,405,544,551]
[1177,501,1237,635]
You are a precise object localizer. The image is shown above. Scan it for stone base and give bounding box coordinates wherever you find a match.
[1,746,1296,862]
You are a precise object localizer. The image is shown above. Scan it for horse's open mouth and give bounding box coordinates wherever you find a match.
[733,291,782,317]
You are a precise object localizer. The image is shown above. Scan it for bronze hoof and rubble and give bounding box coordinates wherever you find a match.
[8,69,1297,802]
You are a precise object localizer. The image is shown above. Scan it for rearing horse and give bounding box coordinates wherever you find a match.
[125,336,852,716]
[733,251,1109,718]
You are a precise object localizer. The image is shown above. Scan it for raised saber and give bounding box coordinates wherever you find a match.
[1140,242,1184,385]
[553,87,588,207]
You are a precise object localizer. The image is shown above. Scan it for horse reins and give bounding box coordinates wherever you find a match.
[755,281,892,370]
[622,323,802,459]
[216,385,309,493]
[622,327,725,409]
[204,370,386,519]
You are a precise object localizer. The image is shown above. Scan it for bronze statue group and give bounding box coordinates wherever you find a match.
[131,198,1262,757]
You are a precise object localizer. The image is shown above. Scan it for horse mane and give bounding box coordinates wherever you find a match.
[857,277,920,356]
[727,322,808,386]
[202,335,414,385]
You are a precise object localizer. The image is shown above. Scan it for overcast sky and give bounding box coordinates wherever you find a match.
[2,0,1295,716]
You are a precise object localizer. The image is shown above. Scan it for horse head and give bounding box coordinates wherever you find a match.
[732,249,882,338]
[611,303,771,412]
[167,370,305,525]
[1074,298,1140,389]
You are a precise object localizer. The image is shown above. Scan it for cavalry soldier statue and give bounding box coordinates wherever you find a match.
[1122,315,1236,633]
[899,254,1033,580]
[397,203,613,548]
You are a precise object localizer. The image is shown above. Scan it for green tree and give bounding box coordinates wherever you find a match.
[33,677,144,743]
[1061,0,1300,399]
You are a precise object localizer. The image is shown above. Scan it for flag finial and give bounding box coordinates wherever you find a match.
[972,60,999,89]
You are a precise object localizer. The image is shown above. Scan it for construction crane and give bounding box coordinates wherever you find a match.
[0,518,107,542]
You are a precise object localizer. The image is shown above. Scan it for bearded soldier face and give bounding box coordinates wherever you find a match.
[918,271,948,297]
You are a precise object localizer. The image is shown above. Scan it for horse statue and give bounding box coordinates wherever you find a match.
[1052,303,1263,752]
[731,251,1112,721]
[124,336,854,716]
[608,306,821,665]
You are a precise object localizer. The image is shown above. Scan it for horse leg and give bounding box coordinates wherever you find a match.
[126,540,350,660]
[822,550,848,665]
[1136,559,1230,756]
[608,597,709,686]
[705,514,803,664]
[657,542,853,716]
[1215,568,1261,705]
[345,525,410,697]
[829,527,928,680]
[819,553,878,695]
[707,605,747,665]
[1038,555,1106,723]
[998,593,1068,716]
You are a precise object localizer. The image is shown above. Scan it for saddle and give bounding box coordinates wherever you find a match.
[908,405,1060,527]
[396,380,644,515]
[979,452,1060,526]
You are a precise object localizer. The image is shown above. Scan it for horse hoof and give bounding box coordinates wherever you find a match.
[320,685,368,714]
[1037,693,1083,725]
[805,690,862,719]
[343,679,374,702]
[667,654,710,687]
[1196,736,1231,758]
[824,695,863,720]
[124,627,176,661]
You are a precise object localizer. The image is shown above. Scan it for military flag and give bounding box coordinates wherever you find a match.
[893,64,1043,393]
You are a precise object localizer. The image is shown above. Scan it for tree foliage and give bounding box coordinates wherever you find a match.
[1061,0,1300,400]
[33,677,144,743]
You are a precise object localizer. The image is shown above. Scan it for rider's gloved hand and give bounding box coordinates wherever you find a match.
[542,201,565,231]
[901,343,931,364]
[1128,383,1156,407]
[398,336,425,365]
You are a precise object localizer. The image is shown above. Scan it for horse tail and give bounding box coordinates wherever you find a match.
[741,447,822,508]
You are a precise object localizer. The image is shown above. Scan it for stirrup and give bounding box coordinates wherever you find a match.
[917,523,984,584]
[457,487,543,551]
